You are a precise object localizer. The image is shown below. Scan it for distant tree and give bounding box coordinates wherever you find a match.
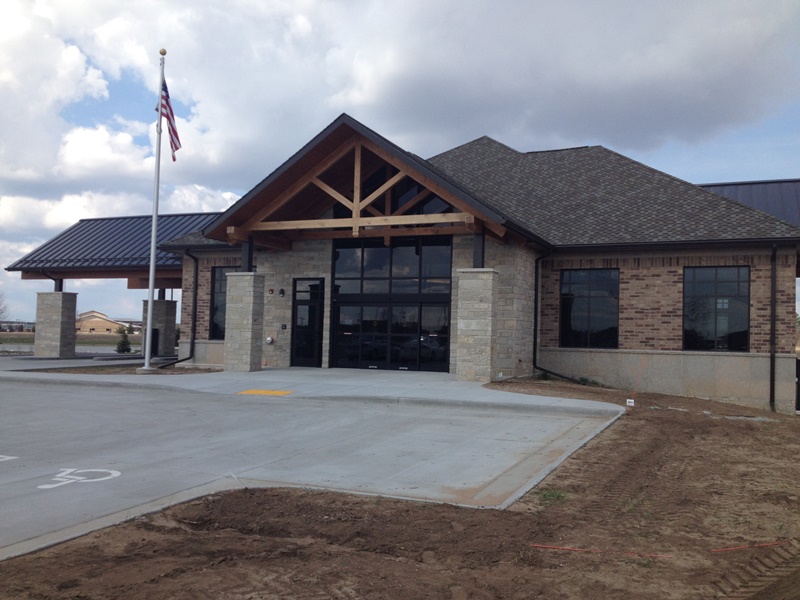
[126,323,134,335]
[0,291,8,322]
[115,325,132,354]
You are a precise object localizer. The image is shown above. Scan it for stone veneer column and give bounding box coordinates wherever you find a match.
[34,292,77,358]
[455,268,498,382]
[224,272,265,372]
[142,300,178,356]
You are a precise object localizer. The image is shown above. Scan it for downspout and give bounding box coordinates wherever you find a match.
[769,244,777,412]
[158,249,199,369]
[532,251,584,384]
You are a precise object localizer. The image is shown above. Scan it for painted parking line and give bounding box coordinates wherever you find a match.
[0,455,19,462]
[237,389,294,396]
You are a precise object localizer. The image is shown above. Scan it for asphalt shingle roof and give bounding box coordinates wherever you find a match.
[7,212,220,272]
[427,138,800,247]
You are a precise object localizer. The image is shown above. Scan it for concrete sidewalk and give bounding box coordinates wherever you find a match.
[0,356,622,561]
[0,355,621,417]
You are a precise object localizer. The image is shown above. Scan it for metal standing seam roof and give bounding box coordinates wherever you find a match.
[6,212,221,272]
[426,138,800,248]
[700,180,800,229]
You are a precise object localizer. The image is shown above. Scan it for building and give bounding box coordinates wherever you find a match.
[75,310,128,334]
[7,114,800,413]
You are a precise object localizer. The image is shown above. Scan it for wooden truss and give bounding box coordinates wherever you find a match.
[227,135,506,249]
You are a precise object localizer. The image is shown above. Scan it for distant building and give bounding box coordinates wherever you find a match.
[0,321,35,332]
[75,311,128,334]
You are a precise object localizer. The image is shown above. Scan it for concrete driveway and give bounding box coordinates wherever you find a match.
[0,361,622,559]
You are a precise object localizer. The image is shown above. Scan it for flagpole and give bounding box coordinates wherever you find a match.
[141,48,167,372]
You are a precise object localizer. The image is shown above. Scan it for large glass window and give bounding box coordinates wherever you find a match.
[334,237,452,297]
[210,267,237,340]
[560,269,619,348]
[683,266,749,351]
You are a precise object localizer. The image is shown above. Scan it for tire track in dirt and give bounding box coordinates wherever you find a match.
[711,539,800,599]
[556,417,704,528]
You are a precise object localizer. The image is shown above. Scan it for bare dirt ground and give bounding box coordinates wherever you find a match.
[2,377,800,599]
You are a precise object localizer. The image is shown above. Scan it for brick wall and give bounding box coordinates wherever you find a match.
[180,253,240,341]
[540,247,797,354]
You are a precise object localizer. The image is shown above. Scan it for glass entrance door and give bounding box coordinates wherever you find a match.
[331,236,452,372]
[332,303,449,371]
[291,279,324,367]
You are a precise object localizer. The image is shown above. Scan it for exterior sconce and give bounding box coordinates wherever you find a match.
[266,336,274,344]
[278,288,285,297]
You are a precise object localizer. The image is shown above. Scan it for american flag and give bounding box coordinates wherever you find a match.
[159,80,181,161]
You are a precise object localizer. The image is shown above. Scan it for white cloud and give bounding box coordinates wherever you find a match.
[164,184,238,214]
[54,125,151,179]
[0,192,151,242]
[2,0,799,322]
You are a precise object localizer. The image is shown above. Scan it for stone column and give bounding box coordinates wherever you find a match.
[224,272,265,372]
[34,292,77,358]
[455,268,498,382]
[142,300,178,356]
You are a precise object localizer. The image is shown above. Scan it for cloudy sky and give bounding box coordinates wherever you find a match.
[1,0,799,323]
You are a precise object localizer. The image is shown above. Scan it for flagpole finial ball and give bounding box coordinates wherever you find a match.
[160,48,167,56]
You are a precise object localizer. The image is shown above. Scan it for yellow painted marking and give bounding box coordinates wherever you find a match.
[237,389,293,396]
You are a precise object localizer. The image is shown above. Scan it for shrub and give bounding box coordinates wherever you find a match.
[115,325,132,354]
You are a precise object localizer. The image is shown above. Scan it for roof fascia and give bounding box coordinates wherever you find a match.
[699,178,800,187]
[552,238,800,254]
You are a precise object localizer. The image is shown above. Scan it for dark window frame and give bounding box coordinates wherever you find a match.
[210,266,237,340]
[683,266,750,352]
[332,236,453,302]
[559,268,620,349]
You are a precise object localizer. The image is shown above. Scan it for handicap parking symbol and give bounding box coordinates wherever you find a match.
[38,468,121,489]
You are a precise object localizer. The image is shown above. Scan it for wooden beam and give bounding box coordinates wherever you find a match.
[361,137,508,234]
[250,212,474,231]
[241,135,358,230]
[482,219,507,239]
[392,187,431,216]
[299,224,476,240]
[227,226,250,242]
[361,171,406,210]
[312,177,354,210]
[353,143,362,236]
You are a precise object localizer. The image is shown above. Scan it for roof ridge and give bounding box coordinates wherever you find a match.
[524,145,593,155]
[427,135,520,161]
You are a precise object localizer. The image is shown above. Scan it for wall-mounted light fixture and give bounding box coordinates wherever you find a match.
[278,288,285,297]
